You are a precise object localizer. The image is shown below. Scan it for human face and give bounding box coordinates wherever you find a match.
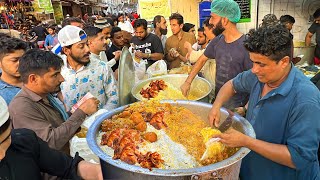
[158,17,168,35]
[314,16,320,24]
[38,67,64,94]
[0,123,12,160]
[203,25,214,40]
[48,28,55,35]
[102,26,112,38]
[209,13,225,36]
[118,15,124,23]
[70,22,84,29]
[197,31,207,46]
[189,27,196,36]
[134,26,147,40]
[112,31,125,47]
[0,50,25,79]
[250,52,290,84]
[90,32,107,53]
[65,39,90,65]
[170,19,183,35]
[285,23,293,31]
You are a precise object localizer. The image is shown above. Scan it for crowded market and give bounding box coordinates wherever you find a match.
[0,0,319,179]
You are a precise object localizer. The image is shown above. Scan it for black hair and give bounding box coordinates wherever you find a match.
[203,18,213,29]
[182,23,195,32]
[133,19,148,30]
[0,34,28,60]
[198,27,204,32]
[313,8,320,19]
[153,15,163,28]
[62,17,83,28]
[110,26,122,38]
[83,26,102,38]
[244,24,291,62]
[279,15,295,24]
[18,49,64,83]
[117,13,124,20]
[47,25,56,31]
[169,13,184,25]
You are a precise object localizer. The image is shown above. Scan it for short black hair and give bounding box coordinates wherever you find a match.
[117,13,124,20]
[0,34,28,60]
[62,17,83,28]
[153,15,163,27]
[280,15,295,24]
[110,26,122,38]
[83,26,102,38]
[47,25,56,31]
[169,13,184,25]
[182,23,195,32]
[133,19,148,30]
[19,49,64,83]
[203,18,213,29]
[244,24,291,62]
[198,27,204,32]
[313,8,320,19]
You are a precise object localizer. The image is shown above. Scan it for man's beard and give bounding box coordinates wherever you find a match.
[160,28,167,35]
[212,20,225,36]
[70,52,90,66]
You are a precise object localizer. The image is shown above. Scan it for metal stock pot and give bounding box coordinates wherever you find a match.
[87,100,255,180]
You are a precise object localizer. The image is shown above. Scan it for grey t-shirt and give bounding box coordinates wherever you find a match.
[204,34,252,109]
[308,22,320,58]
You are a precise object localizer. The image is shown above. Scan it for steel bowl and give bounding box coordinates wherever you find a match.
[87,100,256,180]
[131,74,212,103]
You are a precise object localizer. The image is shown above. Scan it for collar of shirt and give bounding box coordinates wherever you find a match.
[0,78,15,90]
[261,64,296,100]
[21,86,43,102]
[90,52,100,61]
[151,30,166,41]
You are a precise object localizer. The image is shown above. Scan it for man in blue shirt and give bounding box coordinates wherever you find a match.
[209,24,320,179]
[0,34,28,105]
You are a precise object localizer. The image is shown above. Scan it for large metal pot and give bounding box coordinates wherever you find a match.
[293,41,316,65]
[131,74,212,103]
[87,100,256,180]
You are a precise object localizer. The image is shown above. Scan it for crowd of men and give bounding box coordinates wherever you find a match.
[0,0,319,179]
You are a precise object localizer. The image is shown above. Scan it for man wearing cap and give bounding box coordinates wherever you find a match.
[58,25,119,112]
[0,35,28,105]
[181,0,252,110]
[9,49,99,153]
[0,96,103,180]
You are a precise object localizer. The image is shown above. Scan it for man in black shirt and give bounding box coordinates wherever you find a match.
[29,21,48,42]
[0,96,102,180]
[131,19,164,67]
[107,27,125,72]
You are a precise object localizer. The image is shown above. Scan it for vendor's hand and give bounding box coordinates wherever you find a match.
[77,161,103,180]
[208,105,221,127]
[234,107,246,117]
[185,52,190,61]
[79,97,99,115]
[113,51,121,61]
[180,81,191,97]
[213,128,248,148]
[135,51,145,59]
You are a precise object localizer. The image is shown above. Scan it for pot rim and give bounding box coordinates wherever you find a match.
[87,100,256,176]
[130,74,212,101]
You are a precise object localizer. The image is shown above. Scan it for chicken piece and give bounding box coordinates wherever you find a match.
[135,121,147,132]
[106,129,121,148]
[148,89,158,98]
[130,112,144,124]
[118,110,131,118]
[142,132,157,142]
[100,133,109,145]
[101,119,113,132]
[139,160,153,170]
[120,144,138,165]
[119,134,135,150]
[149,152,164,168]
[149,111,166,130]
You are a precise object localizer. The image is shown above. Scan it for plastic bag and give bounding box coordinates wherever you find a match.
[133,58,147,82]
[146,60,167,78]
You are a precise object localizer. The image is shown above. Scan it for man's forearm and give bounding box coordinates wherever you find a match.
[245,136,296,169]
[185,54,208,83]
[150,53,164,60]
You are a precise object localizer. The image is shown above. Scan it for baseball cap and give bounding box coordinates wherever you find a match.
[53,25,88,54]
[210,0,241,23]
[0,96,9,127]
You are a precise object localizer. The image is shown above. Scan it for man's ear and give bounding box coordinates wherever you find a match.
[28,73,39,85]
[280,56,291,68]
[62,47,70,56]
[222,17,229,27]
[179,23,184,29]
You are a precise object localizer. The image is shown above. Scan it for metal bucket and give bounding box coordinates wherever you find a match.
[87,100,256,180]
[293,41,316,65]
[131,74,212,103]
